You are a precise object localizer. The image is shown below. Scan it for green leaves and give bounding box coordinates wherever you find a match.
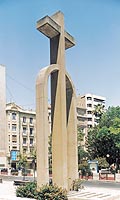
[87,106,120,164]
[16,182,68,199]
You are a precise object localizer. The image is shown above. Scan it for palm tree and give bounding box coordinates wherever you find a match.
[93,104,105,121]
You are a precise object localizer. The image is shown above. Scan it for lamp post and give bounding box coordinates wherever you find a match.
[106,154,110,158]
[32,158,36,182]
[106,154,110,169]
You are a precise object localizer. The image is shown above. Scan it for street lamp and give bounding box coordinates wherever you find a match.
[106,154,110,158]
[106,154,110,169]
[32,158,36,182]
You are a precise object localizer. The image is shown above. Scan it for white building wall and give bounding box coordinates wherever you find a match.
[0,65,7,167]
[85,93,106,127]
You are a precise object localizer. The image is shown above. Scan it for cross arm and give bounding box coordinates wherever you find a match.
[36,15,75,49]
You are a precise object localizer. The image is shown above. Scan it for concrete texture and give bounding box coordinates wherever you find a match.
[36,11,78,190]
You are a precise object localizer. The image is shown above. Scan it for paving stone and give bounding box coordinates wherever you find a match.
[68,189,120,200]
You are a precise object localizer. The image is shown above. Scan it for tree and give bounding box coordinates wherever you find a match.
[30,149,36,181]
[94,157,109,170]
[92,104,105,123]
[17,153,27,180]
[87,106,120,166]
[77,126,89,164]
[48,133,52,174]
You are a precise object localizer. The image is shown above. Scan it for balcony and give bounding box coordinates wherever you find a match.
[29,143,34,147]
[29,133,34,137]
[22,132,27,137]
[12,132,17,135]
[29,123,34,127]
[22,143,27,147]
[22,122,27,126]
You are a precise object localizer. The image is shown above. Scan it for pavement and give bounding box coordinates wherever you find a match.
[0,180,120,200]
[0,181,34,200]
[68,187,120,200]
[1,172,120,200]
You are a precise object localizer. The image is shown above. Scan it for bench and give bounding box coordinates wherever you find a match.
[14,180,30,186]
[99,169,115,180]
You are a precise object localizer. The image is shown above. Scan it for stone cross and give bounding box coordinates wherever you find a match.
[36,11,78,190]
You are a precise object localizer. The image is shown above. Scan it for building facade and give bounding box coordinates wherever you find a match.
[6,102,51,168]
[76,96,87,149]
[78,93,106,128]
[0,65,7,168]
[5,94,105,168]
[6,103,36,168]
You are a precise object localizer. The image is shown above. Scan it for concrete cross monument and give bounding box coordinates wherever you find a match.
[36,11,78,190]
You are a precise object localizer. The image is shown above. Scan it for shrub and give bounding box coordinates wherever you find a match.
[16,182,68,200]
[16,182,37,199]
[72,179,84,191]
[11,169,18,176]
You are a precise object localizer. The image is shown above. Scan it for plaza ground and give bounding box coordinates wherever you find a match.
[1,177,120,200]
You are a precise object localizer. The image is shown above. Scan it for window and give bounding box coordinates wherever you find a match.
[23,117,26,123]
[12,124,16,131]
[30,138,33,145]
[12,146,17,150]
[23,138,26,144]
[12,113,16,120]
[12,135,17,143]
[87,97,92,100]
[12,141,17,143]
[87,111,92,114]
[30,128,33,135]
[12,135,17,140]
[30,117,33,124]
[87,104,92,107]
[23,127,27,134]
[88,118,92,121]
[23,148,27,153]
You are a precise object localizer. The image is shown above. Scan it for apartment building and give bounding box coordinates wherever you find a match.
[6,102,51,168]
[79,93,106,128]
[6,102,36,168]
[76,96,87,149]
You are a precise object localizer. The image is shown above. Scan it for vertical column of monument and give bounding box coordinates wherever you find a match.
[66,82,78,189]
[0,65,7,167]
[50,12,68,189]
[36,73,49,186]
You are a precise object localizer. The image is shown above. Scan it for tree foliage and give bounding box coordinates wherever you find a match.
[92,104,105,121]
[94,157,109,169]
[77,126,89,163]
[87,106,120,165]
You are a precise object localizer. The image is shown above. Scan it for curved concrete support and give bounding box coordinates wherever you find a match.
[65,73,78,189]
[36,64,59,187]
[36,64,78,190]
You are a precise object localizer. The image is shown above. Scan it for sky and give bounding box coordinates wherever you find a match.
[0,0,120,109]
